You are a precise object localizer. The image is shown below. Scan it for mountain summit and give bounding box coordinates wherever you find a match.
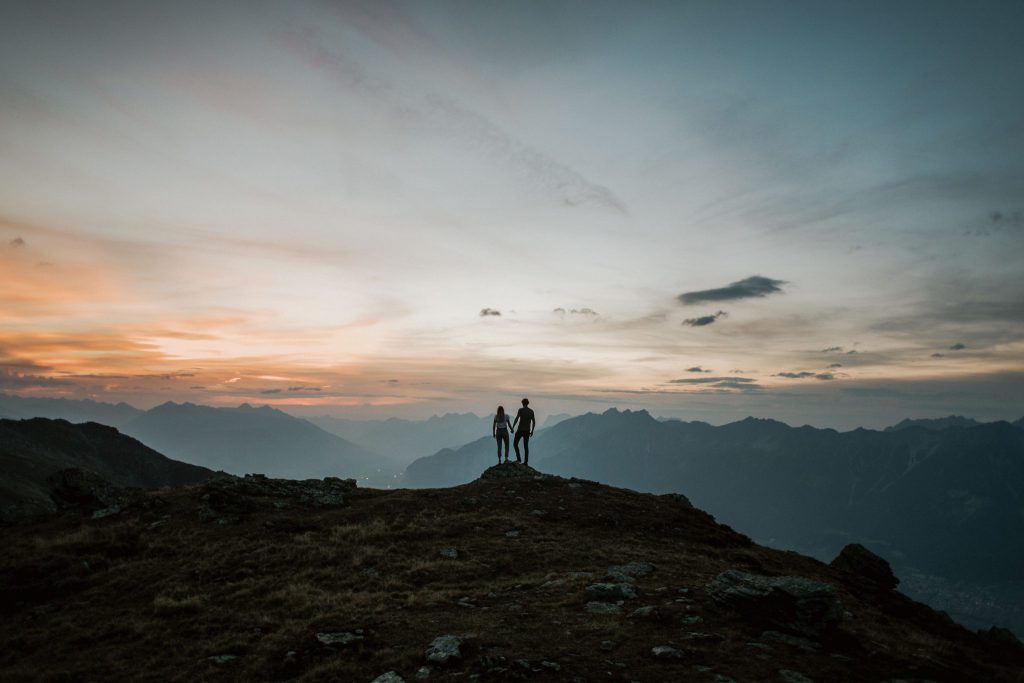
[1,463,1020,681]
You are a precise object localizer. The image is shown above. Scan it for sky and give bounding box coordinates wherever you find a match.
[1,0,1022,429]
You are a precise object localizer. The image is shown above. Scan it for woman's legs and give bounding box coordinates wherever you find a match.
[496,432,509,462]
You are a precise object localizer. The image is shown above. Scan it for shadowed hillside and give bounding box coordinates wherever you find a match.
[0,418,215,522]
[1,463,1020,682]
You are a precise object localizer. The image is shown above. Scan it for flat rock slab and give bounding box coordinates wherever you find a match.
[706,570,843,638]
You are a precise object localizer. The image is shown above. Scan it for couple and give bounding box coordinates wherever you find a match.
[492,398,535,465]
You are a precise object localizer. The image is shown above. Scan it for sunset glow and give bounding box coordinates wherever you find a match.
[2,1,1022,427]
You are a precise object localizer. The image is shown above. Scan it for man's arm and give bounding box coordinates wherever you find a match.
[512,412,520,431]
[530,411,536,435]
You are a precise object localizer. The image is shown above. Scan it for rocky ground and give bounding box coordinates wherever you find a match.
[1,462,1021,682]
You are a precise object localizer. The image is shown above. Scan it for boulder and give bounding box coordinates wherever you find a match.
[47,468,130,513]
[829,544,898,590]
[425,635,462,665]
[480,463,542,480]
[706,570,843,638]
[370,672,405,683]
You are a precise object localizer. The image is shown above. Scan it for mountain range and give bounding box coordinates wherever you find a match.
[121,402,397,484]
[309,412,574,465]
[0,393,142,428]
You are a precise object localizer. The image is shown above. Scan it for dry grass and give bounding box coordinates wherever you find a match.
[0,473,1021,682]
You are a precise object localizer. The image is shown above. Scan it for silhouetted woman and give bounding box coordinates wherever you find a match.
[493,405,513,463]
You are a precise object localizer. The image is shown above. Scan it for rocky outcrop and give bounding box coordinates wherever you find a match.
[706,570,844,639]
[479,462,545,481]
[196,473,355,521]
[47,468,133,514]
[829,543,899,590]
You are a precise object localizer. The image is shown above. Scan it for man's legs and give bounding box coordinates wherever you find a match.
[513,432,523,462]
[522,433,530,464]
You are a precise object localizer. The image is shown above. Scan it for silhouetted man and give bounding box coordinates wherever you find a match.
[512,397,535,464]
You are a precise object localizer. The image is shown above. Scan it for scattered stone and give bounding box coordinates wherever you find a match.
[746,642,773,651]
[415,665,432,679]
[651,645,685,659]
[91,506,121,520]
[207,655,238,665]
[829,544,899,590]
[706,570,843,638]
[439,547,459,559]
[586,602,623,615]
[425,635,462,664]
[541,661,561,672]
[778,670,813,683]
[456,597,476,609]
[530,509,546,516]
[565,571,594,580]
[541,578,567,589]
[586,582,637,600]
[679,615,704,625]
[607,562,655,582]
[370,672,405,683]
[628,605,657,618]
[317,631,364,646]
[505,530,520,538]
[600,640,616,652]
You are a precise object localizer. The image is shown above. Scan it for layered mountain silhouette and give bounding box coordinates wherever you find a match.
[403,409,1024,634]
[884,415,982,431]
[0,393,142,428]
[122,402,397,483]
[309,412,576,465]
[309,413,493,466]
[0,417,214,521]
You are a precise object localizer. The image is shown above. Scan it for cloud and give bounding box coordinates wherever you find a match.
[949,343,966,350]
[686,366,711,373]
[846,350,858,355]
[287,386,322,392]
[776,371,815,379]
[678,276,786,305]
[964,209,1024,236]
[683,310,727,327]
[260,389,282,394]
[828,363,842,368]
[554,307,599,316]
[814,373,836,381]
[669,376,757,385]
[820,346,843,353]
[0,369,72,389]
[9,237,25,248]
[931,353,945,358]
[479,308,501,317]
